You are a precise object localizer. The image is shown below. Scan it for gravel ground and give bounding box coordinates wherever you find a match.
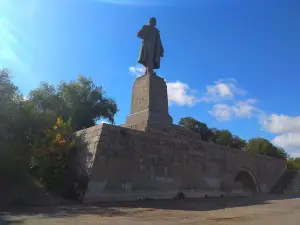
[1,194,300,225]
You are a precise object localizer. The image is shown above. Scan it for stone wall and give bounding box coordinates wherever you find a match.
[76,123,286,203]
[285,171,300,193]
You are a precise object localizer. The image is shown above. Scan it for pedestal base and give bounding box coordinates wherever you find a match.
[125,73,173,131]
[125,109,173,131]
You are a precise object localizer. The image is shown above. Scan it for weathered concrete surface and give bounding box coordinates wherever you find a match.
[2,195,300,225]
[285,171,300,193]
[125,74,173,130]
[76,123,286,203]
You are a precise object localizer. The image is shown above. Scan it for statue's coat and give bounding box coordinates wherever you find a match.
[137,25,164,70]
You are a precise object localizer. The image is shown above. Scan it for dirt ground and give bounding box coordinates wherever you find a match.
[1,194,300,225]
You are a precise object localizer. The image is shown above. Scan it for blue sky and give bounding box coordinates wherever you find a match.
[1,0,300,156]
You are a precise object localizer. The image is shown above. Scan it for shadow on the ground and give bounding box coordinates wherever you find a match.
[0,216,24,225]
[1,194,300,220]
[0,204,127,219]
[91,193,300,212]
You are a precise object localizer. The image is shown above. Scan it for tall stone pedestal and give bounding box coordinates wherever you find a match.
[125,73,173,131]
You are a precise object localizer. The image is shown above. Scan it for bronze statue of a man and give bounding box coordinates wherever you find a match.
[137,17,164,74]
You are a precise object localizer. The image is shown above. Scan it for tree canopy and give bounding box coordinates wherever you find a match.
[246,138,287,160]
[179,117,212,141]
[0,69,118,189]
[178,116,288,160]
[29,75,118,131]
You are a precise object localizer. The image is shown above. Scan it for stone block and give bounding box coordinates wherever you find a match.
[86,136,100,144]
[98,141,109,149]
[125,74,173,130]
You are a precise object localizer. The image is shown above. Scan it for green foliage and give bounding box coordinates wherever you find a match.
[0,68,27,170]
[179,117,211,141]
[0,68,18,101]
[230,135,247,149]
[1,68,116,201]
[246,138,287,160]
[214,129,233,147]
[179,117,207,132]
[210,129,246,149]
[179,117,245,149]
[29,75,118,131]
[178,116,288,160]
[209,128,219,143]
[286,157,300,169]
[0,85,57,172]
[30,117,86,200]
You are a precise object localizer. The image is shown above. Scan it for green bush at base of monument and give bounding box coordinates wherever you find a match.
[30,117,88,200]
[1,68,117,202]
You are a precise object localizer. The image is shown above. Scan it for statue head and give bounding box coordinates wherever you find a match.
[149,17,157,27]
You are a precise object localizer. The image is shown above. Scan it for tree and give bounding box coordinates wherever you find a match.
[0,68,22,168]
[179,119,245,147]
[210,128,219,143]
[28,82,64,114]
[230,135,247,150]
[214,129,233,147]
[179,117,206,132]
[287,157,300,169]
[30,117,87,200]
[0,69,57,174]
[0,69,118,201]
[178,117,211,141]
[0,68,19,101]
[246,138,287,160]
[294,157,300,164]
[276,147,288,160]
[29,75,118,131]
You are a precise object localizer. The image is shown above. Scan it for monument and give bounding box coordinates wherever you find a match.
[125,17,173,131]
[137,17,164,74]
[75,18,287,203]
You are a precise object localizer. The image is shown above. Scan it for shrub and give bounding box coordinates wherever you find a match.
[286,157,300,170]
[30,117,87,200]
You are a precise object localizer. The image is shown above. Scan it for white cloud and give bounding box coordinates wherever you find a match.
[209,104,233,121]
[262,114,300,134]
[260,114,300,155]
[201,79,246,102]
[209,99,260,121]
[129,64,146,77]
[234,99,260,118]
[272,133,300,149]
[167,81,199,106]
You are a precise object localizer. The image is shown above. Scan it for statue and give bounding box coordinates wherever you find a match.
[137,17,164,74]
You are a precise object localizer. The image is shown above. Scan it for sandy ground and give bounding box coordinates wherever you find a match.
[1,194,300,225]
